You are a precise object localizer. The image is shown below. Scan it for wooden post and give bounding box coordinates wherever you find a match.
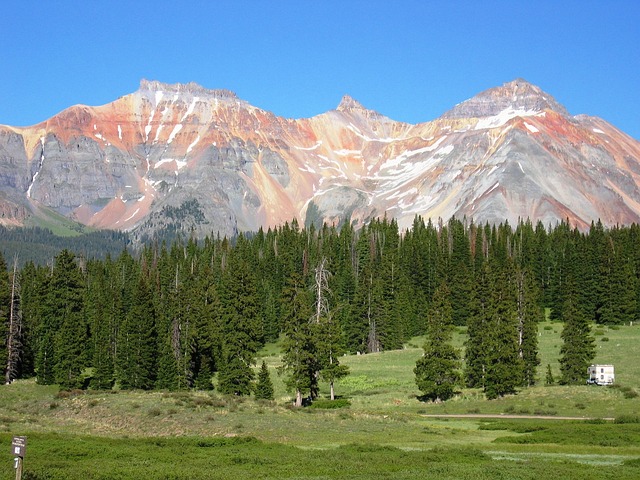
[11,436,26,480]
[15,456,22,480]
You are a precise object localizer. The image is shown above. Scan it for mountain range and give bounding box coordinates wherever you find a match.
[1,78,639,240]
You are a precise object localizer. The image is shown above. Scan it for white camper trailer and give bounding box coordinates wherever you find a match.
[587,364,615,386]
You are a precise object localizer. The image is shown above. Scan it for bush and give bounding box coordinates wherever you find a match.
[615,385,639,398]
[614,415,640,424]
[585,418,608,424]
[55,389,85,399]
[309,398,351,409]
[600,336,609,342]
[533,409,557,416]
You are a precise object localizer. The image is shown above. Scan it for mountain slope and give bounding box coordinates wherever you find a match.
[0,78,639,239]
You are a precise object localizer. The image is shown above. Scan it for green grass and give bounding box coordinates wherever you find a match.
[2,322,640,478]
[25,205,93,237]
[1,433,639,480]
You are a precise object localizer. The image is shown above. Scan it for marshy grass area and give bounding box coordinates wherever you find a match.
[1,321,639,479]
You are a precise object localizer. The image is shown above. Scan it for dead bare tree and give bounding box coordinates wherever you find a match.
[5,257,22,384]
[313,257,331,324]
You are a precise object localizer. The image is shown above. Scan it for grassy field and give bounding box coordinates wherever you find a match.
[1,321,639,479]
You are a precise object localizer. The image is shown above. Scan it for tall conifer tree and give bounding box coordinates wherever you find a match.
[414,283,461,402]
[515,268,542,386]
[217,235,261,396]
[559,278,596,384]
[50,250,87,389]
[116,270,157,390]
[279,271,316,406]
[483,260,523,399]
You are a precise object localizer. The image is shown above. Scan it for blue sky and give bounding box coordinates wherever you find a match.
[2,1,639,139]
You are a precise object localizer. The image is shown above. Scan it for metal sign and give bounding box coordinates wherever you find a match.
[11,436,26,458]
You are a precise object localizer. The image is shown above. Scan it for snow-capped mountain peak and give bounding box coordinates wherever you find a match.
[0,79,638,241]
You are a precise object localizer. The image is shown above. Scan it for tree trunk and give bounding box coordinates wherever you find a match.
[330,380,335,401]
[295,389,303,407]
[5,257,22,384]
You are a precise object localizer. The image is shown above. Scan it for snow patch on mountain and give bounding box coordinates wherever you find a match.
[475,108,541,130]
[347,123,396,143]
[167,124,183,144]
[334,149,361,157]
[186,135,200,153]
[294,141,323,151]
[181,97,199,122]
[378,137,447,172]
[154,125,164,143]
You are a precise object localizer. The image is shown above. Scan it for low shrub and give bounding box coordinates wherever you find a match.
[55,389,85,399]
[309,398,351,409]
[614,415,640,424]
[533,409,557,416]
[585,418,608,424]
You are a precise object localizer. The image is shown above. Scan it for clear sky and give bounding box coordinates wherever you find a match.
[1,1,639,139]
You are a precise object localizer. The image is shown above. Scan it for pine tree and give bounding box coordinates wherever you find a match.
[414,283,461,402]
[279,271,316,406]
[254,361,275,400]
[447,218,472,326]
[116,271,157,390]
[192,273,222,391]
[483,261,523,399]
[0,252,10,382]
[50,250,87,390]
[313,258,350,400]
[86,261,114,389]
[464,264,490,389]
[545,364,555,386]
[4,257,23,384]
[559,278,596,385]
[598,241,638,325]
[16,261,42,378]
[217,236,261,396]
[515,268,542,386]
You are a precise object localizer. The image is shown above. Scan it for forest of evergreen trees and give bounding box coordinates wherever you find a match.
[0,225,130,266]
[0,216,638,403]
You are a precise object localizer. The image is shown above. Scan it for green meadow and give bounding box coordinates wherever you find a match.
[1,321,640,479]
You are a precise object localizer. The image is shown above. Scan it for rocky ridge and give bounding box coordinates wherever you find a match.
[0,79,639,241]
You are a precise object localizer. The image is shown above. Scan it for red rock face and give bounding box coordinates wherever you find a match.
[0,79,639,239]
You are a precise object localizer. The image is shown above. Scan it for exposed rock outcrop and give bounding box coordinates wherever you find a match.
[0,78,639,240]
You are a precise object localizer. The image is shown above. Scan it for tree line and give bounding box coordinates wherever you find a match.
[0,216,637,403]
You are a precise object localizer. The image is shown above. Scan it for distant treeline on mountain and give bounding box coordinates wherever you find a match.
[0,226,131,266]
